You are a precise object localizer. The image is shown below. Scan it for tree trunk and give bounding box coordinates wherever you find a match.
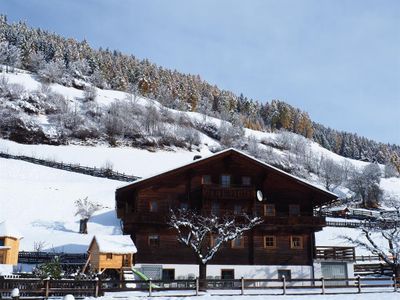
[79,218,88,234]
[199,263,207,291]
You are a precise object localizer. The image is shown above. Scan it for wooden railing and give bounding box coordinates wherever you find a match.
[18,251,88,264]
[0,276,399,298]
[315,246,355,261]
[262,215,326,227]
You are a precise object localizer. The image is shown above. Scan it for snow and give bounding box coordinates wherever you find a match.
[93,235,137,254]
[91,290,400,300]
[0,221,23,239]
[0,157,122,252]
[0,138,211,177]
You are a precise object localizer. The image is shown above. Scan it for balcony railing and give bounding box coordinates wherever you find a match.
[315,246,355,261]
[202,184,256,200]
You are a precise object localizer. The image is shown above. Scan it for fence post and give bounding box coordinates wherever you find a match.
[393,275,397,292]
[241,276,244,295]
[94,277,100,297]
[282,275,286,295]
[148,279,152,297]
[357,275,361,293]
[321,277,325,295]
[44,277,50,299]
[195,277,199,296]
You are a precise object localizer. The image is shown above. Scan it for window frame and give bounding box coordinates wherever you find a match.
[290,235,303,249]
[149,200,158,212]
[220,174,231,188]
[264,204,276,216]
[289,204,301,216]
[231,236,244,248]
[211,201,220,215]
[148,234,160,247]
[202,175,212,185]
[263,235,277,249]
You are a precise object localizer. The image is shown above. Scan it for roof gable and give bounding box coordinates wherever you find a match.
[117,148,337,200]
[89,235,137,254]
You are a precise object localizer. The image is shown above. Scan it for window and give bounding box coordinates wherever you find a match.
[264,204,276,216]
[234,204,243,215]
[221,175,231,187]
[162,269,175,281]
[106,253,113,260]
[289,204,300,216]
[231,237,244,248]
[211,202,220,215]
[148,235,160,247]
[0,238,4,246]
[290,236,303,249]
[202,175,212,184]
[241,176,251,186]
[278,270,291,280]
[264,235,276,248]
[149,200,158,212]
[180,202,189,210]
[221,269,235,280]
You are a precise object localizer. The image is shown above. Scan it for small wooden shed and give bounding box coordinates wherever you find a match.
[86,235,137,273]
[0,221,23,265]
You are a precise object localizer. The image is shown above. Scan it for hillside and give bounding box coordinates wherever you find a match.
[0,16,399,165]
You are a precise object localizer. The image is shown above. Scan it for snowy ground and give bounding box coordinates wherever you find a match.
[87,290,400,300]
[0,157,122,252]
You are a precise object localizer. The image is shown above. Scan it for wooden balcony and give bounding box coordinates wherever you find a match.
[261,215,326,227]
[315,246,355,261]
[202,184,256,201]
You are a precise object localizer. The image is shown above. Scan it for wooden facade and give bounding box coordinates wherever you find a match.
[0,236,20,265]
[87,235,136,273]
[116,149,337,267]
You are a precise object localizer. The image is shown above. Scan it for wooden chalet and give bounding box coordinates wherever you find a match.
[116,148,339,279]
[0,221,22,265]
[85,235,137,274]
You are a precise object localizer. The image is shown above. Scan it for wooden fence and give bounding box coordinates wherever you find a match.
[0,276,399,298]
[0,152,140,182]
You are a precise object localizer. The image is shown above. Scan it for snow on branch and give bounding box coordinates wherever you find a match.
[168,209,263,265]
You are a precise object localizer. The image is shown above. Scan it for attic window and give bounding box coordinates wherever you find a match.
[106,253,113,260]
[0,238,4,246]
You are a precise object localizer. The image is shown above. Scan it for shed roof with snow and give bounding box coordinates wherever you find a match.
[89,235,137,254]
[0,221,23,239]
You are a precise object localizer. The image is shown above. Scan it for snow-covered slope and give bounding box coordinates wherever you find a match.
[1,69,400,255]
[0,157,121,252]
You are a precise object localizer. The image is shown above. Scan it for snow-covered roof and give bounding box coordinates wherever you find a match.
[0,221,23,239]
[91,235,137,254]
[118,148,338,199]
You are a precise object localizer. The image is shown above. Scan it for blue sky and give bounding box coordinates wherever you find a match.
[1,0,399,144]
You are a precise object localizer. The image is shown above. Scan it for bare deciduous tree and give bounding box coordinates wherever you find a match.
[168,209,262,290]
[319,156,343,191]
[74,197,103,234]
[342,202,400,277]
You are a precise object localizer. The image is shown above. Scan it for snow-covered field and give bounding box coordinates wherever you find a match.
[90,290,400,300]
